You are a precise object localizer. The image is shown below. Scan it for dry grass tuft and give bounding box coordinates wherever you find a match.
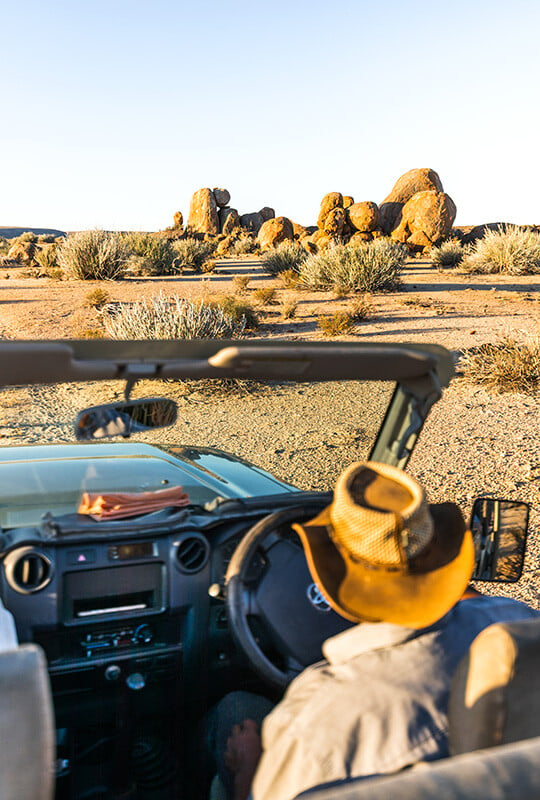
[279,268,302,289]
[300,238,405,293]
[317,310,356,337]
[281,299,298,319]
[430,238,465,268]
[261,241,307,276]
[252,287,276,305]
[208,295,259,331]
[232,275,251,293]
[84,288,111,309]
[57,230,129,280]
[461,336,540,393]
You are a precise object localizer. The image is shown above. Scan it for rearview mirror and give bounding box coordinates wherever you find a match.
[75,398,178,441]
[470,498,529,582]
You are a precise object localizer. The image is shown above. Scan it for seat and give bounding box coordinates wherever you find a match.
[294,736,540,799]
[0,644,55,800]
[449,617,540,754]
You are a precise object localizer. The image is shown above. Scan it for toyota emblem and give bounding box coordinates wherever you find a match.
[306,583,331,612]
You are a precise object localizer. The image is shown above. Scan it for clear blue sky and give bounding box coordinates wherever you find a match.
[2,0,539,231]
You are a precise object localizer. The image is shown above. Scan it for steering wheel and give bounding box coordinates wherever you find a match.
[225,505,354,688]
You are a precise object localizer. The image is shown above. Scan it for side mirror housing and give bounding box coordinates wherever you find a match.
[75,398,178,441]
[470,498,529,583]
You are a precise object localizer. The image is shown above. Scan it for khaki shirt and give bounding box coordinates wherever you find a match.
[252,596,537,800]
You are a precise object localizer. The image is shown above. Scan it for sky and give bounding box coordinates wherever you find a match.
[2,0,539,231]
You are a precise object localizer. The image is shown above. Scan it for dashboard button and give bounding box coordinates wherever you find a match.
[67,549,96,565]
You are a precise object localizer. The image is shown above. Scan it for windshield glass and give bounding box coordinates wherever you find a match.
[0,377,395,528]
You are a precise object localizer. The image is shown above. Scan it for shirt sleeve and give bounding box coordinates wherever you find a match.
[0,602,18,652]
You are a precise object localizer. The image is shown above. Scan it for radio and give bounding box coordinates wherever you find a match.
[80,623,154,657]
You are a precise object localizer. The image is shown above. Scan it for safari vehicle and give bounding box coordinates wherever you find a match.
[0,340,534,800]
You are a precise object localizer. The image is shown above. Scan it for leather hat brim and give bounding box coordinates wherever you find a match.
[293,503,475,629]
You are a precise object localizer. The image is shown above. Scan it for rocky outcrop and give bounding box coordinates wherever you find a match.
[391,191,457,249]
[322,207,346,236]
[347,202,380,233]
[292,222,310,240]
[213,188,231,208]
[187,188,220,235]
[259,207,275,222]
[219,207,241,235]
[240,212,264,234]
[342,196,354,209]
[380,168,444,234]
[257,216,294,249]
[173,211,183,229]
[317,192,343,229]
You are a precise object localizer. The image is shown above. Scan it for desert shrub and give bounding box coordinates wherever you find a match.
[123,232,178,276]
[232,275,251,293]
[461,337,540,393]
[430,238,465,268]
[34,245,59,274]
[461,226,540,275]
[279,268,302,288]
[231,235,258,256]
[0,237,9,254]
[317,310,356,337]
[172,238,216,273]
[209,295,259,330]
[57,229,129,280]
[37,234,56,244]
[261,241,307,276]
[252,287,276,305]
[102,293,246,339]
[84,288,110,309]
[349,294,372,320]
[300,238,405,293]
[281,299,298,319]
[13,231,37,244]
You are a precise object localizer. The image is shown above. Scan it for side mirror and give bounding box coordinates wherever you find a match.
[75,398,178,441]
[470,498,529,582]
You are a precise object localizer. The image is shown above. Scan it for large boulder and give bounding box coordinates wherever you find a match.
[173,211,183,229]
[322,207,346,237]
[259,207,275,222]
[257,216,294,249]
[240,212,264,234]
[317,192,343,229]
[342,195,354,209]
[292,222,311,240]
[187,188,220,235]
[347,201,380,233]
[391,190,457,250]
[380,168,444,234]
[219,207,241,235]
[213,188,231,207]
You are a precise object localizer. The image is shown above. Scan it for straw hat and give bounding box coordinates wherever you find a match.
[293,462,474,629]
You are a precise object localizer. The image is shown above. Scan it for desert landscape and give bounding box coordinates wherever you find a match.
[0,167,539,604]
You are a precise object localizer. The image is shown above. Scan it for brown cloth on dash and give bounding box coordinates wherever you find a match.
[78,486,190,520]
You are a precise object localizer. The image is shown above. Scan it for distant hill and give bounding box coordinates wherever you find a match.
[0,226,66,239]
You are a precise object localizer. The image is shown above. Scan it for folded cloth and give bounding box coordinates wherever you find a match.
[78,486,190,520]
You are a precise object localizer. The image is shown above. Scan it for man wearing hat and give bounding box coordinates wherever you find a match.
[217,462,537,800]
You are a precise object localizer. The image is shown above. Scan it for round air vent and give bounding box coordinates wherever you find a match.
[4,547,53,594]
[175,535,209,574]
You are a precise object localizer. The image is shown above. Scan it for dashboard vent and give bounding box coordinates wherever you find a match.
[175,535,209,574]
[5,548,53,594]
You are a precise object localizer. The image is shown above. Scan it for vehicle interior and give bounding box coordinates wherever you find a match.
[0,340,534,800]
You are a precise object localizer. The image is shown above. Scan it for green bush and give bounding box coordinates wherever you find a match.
[261,241,307,276]
[299,238,405,293]
[209,295,259,330]
[461,226,540,275]
[123,232,178,276]
[102,293,247,339]
[430,238,465,268]
[57,230,129,280]
[173,238,216,273]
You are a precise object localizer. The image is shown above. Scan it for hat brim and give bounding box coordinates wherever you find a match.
[293,503,475,629]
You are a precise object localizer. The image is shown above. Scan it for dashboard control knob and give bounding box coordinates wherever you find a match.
[104,664,122,681]
[133,624,153,645]
[126,672,146,691]
[208,583,223,599]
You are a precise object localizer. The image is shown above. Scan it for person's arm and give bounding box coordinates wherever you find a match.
[225,719,262,800]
